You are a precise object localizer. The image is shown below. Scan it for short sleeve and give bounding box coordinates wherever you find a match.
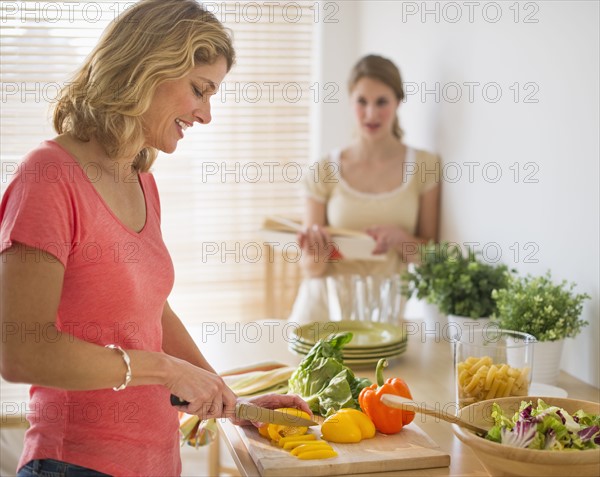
[303,155,338,203]
[0,147,77,267]
[416,150,442,194]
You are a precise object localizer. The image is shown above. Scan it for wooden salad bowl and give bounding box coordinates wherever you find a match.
[452,396,600,477]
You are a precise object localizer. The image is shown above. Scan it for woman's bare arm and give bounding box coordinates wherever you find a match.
[160,300,216,373]
[298,198,331,278]
[0,242,235,419]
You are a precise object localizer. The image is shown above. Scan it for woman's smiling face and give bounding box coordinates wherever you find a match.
[142,56,228,153]
[350,77,400,140]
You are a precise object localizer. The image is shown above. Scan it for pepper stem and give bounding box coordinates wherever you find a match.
[375,358,388,387]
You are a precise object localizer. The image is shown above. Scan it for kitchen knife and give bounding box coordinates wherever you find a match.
[170,394,318,426]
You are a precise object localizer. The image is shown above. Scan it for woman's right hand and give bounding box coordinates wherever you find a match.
[297,224,334,265]
[166,356,238,420]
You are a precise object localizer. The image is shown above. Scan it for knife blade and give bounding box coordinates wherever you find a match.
[235,402,318,426]
[170,394,318,426]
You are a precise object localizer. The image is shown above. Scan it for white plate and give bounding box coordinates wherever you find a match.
[529,382,568,398]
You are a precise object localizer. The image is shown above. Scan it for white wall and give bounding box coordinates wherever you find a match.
[317,1,599,386]
[312,3,359,158]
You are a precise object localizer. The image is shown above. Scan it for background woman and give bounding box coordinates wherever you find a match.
[289,54,441,324]
[0,1,310,476]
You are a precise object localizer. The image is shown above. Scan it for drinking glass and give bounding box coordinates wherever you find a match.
[326,274,405,325]
[376,274,404,324]
[325,275,353,321]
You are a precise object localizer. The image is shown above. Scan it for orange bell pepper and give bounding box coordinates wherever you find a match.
[358,358,415,434]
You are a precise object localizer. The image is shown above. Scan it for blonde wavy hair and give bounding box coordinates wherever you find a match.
[348,54,405,140]
[53,0,235,172]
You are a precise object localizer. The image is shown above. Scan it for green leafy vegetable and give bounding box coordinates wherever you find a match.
[287,332,371,417]
[574,410,600,428]
[485,399,600,450]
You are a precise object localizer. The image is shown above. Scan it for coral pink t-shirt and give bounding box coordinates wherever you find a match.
[1,141,180,476]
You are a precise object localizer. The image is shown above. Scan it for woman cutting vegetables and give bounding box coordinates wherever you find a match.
[0,1,310,476]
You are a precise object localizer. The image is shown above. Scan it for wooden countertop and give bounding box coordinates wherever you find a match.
[191,319,600,477]
[2,318,598,476]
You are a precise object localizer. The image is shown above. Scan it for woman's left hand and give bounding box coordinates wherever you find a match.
[231,393,313,427]
[366,225,412,254]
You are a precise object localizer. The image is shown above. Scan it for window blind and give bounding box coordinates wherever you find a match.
[1,1,317,324]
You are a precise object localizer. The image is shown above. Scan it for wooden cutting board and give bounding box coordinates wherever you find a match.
[237,421,450,477]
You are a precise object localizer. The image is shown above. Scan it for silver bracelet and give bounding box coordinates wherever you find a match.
[105,344,132,391]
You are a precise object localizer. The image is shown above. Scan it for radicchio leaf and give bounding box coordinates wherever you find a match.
[501,420,537,448]
[578,425,600,443]
[519,404,534,422]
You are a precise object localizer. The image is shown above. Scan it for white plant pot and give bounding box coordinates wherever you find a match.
[446,314,491,344]
[421,301,444,326]
[531,339,564,385]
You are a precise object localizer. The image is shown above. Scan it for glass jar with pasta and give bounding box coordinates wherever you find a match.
[454,328,536,408]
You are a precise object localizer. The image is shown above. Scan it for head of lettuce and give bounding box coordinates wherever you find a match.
[288,332,372,417]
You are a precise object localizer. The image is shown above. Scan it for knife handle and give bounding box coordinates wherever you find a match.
[170,394,189,406]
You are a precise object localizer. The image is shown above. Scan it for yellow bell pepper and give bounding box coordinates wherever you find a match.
[296,449,338,460]
[278,434,317,447]
[258,424,270,438]
[321,408,376,443]
[265,408,311,442]
[282,437,319,450]
[290,442,334,456]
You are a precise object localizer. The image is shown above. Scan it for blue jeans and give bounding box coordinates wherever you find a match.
[17,459,112,477]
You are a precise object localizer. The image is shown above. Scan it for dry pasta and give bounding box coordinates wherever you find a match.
[456,356,530,407]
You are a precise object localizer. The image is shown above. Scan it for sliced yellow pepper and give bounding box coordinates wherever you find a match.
[278,433,317,447]
[283,439,322,450]
[258,425,269,438]
[256,407,338,461]
[296,449,338,460]
[266,408,311,442]
[321,408,376,443]
[290,443,333,456]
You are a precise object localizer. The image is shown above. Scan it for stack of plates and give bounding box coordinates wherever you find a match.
[288,320,408,366]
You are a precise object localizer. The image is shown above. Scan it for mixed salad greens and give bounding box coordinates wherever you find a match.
[287,332,371,417]
[486,398,600,450]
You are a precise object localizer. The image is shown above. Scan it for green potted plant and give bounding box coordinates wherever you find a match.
[403,242,512,339]
[492,271,590,385]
